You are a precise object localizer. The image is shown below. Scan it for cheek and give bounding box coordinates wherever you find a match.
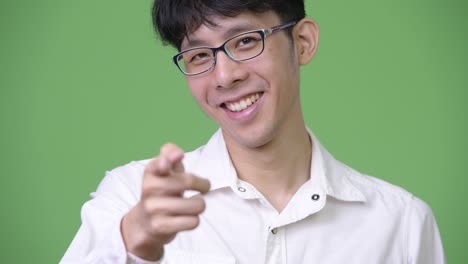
[255,57,294,94]
[261,45,295,78]
[187,79,219,117]
[187,79,207,103]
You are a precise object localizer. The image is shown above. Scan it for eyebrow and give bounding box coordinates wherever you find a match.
[183,22,261,50]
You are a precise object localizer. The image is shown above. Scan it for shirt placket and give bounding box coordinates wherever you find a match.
[265,225,286,264]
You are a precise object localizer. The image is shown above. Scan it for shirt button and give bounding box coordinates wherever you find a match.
[271,228,278,234]
[238,187,246,192]
[311,194,320,201]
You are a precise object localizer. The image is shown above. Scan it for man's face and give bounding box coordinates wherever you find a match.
[180,11,303,149]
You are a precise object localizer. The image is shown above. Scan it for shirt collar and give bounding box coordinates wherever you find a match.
[307,128,367,202]
[190,128,367,203]
[191,130,238,191]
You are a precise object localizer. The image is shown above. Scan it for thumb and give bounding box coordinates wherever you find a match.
[172,159,185,173]
[160,143,185,173]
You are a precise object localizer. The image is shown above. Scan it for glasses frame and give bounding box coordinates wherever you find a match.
[173,21,297,76]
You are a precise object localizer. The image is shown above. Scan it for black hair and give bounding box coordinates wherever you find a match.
[152,0,306,50]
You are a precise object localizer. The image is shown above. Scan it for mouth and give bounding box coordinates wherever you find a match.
[221,92,264,112]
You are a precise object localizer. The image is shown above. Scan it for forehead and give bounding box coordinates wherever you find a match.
[180,11,281,50]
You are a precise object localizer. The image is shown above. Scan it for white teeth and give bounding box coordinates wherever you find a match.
[226,92,261,112]
[240,101,247,109]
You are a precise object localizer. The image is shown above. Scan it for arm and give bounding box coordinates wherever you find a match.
[60,169,140,264]
[61,144,210,264]
[121,143,210,261]
[406,196,446,264]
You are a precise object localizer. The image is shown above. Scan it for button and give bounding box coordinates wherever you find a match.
[271,227,278,234]
[238,187,246,192]
[311,194,320,201]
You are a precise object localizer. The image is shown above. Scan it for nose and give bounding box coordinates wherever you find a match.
[213,51,248,89]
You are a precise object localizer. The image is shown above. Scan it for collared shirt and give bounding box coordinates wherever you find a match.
[61,129,445,264]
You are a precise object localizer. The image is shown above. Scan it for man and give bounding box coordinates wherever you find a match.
[62,0,445,263]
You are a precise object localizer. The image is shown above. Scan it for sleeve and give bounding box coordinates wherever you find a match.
[60,165,163,264]
[406,196,446,264]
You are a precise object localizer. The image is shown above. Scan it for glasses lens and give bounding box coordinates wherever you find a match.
[225,31,264,61]
[176,48,214,75]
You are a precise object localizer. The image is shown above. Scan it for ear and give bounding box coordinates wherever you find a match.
[293,18,319,65]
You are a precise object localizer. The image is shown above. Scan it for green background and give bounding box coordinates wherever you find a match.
[1,0,466,263]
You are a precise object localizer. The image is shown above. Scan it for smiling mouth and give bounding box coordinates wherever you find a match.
[222,92,263,112]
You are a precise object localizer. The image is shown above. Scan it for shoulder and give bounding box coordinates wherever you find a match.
[342,164,445,262]
[341,163,440,240]
[349,169,412,202]
[342,162,432,215]
[92,160,149,201]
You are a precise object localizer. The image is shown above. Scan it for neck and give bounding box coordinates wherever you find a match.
[223,110,312,212]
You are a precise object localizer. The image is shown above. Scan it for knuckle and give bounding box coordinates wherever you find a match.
[141,180,154,194]
[156,156,166,169]
[141,199,155,214]
[153,202,169,214]
[145,178,185,196]
[143,197,172,215]
[144,157,160,175]
[142,178,162,195]
[150,219,170,235]
[143,166,152,177]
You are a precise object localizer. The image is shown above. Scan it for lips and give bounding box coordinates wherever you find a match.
[221,92,263,112]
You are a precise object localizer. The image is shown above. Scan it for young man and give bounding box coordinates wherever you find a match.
[62,0,445,263]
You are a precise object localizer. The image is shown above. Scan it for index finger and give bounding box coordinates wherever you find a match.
[144,155,172,177]
[160,143,185,173]
[185,174,211,194]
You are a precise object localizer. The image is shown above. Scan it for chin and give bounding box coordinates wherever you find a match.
[237,136,270,149]
[222,125,276,149]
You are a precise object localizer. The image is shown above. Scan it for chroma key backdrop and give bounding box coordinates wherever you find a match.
[1,0,466,263]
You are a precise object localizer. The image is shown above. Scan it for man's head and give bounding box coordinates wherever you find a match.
[152,0,306,50]
[151,0,318,149]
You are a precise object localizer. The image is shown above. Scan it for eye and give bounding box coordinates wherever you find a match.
[238,36,261,47]
[188,52,212,64]
[239,37,256,46]
[233,34,262,51]
[191,52,208,61]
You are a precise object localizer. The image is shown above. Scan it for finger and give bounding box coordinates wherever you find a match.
[144,143,184,177]
[144,156,171,177]
[151,215,200,235]
[184,174,211,194]
[155,156,172,176]
[160,143,184,169]
[145,196,206,216]
[143,172,209,196]
[172,159,185,173]
[169,215,200,232]
[143,174,187,196]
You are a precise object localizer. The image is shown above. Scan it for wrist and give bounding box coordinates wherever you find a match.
[121,207,164,261]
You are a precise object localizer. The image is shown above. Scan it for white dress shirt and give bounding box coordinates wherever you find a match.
[61,129,445,264]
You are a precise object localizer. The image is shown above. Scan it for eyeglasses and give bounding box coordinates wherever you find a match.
[173,21,297,76]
